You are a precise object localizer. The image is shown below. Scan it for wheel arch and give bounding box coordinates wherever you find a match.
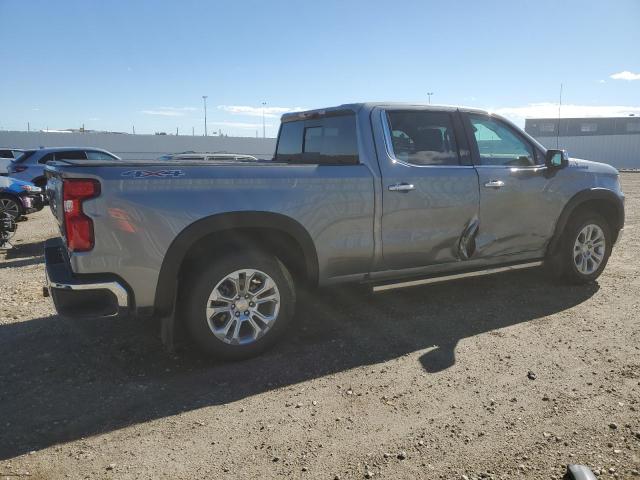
[153,211,319,317]
[547,188,624,256]
[32,176,47,188]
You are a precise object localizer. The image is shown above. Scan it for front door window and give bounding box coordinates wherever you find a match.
[468,114,535,167]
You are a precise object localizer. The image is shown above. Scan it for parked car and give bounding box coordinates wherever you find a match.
[0,148,25,176]
[43,103,625,360]
[8,147,120,187]
[159,152,259,162]
[0,176,44,218]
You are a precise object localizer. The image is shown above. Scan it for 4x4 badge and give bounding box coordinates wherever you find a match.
[121,170,185,178]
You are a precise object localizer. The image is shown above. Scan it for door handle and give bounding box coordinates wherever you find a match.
[388,183,415,192]
[484,180,505,188]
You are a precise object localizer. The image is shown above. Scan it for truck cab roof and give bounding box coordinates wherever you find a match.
[280,102,489,122]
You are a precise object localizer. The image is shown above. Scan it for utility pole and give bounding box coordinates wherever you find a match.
[427,92,434,104]
[192,126,194,136]
[133,125,136,134]
[262,101,266,138]
[176,127,179,136]
[556,83,563,149]
[27,122,30,132]
[202,95,208,136]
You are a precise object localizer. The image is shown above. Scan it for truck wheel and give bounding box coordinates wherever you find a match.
[560,212,612,284]
[183,251,295,360]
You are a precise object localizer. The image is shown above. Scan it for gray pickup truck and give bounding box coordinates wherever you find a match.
[44,103,625,359]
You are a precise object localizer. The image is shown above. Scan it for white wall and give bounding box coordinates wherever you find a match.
[536,135,640,170]
[0,131,277,160]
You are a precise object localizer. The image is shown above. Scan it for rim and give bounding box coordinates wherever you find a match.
[573,224,606,275]
[205,268,280,345]
[0,198,20,218]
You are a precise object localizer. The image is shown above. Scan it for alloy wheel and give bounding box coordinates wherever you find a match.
[0,198,20,218]
[573,224,606,275]
[205,269,280,345]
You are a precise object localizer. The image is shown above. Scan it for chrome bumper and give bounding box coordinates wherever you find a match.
[44,238,130,318]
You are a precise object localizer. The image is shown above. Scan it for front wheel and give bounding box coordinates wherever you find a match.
[559,212,612,284]
[0,195,23,219]
[182,251,296,360]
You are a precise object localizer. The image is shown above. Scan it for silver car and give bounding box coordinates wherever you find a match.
[8,147,120,187]
[0,148,24,176]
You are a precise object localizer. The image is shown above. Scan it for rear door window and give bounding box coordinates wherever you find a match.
[385,110,461,166]
[86,150,117,160]
[38,153,55,164]
[54,150,88,161]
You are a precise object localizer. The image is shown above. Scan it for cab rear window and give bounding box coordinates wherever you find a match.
[276,114,359,165]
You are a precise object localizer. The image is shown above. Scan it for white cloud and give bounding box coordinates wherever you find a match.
[597,79,606,84]
[610,70,640,81]
[140,106,197,116]
[492,102,640,124]
[211,121,274,129]
[217,105,306,118]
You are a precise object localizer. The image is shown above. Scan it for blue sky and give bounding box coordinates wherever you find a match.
[0,0,639,136]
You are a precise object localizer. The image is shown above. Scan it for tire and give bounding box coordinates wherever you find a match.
[559,211,612,284]
[0,194,23,219]
[182,251,296,360]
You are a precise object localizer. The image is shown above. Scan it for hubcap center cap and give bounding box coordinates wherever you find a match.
[235,298,250,311]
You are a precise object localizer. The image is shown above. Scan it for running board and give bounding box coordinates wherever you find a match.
[372,261,544,293]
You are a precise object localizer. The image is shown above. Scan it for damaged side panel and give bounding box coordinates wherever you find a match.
[458,216,479,260]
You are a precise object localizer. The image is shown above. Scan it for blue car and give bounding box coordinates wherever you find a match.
[0,176,44,218]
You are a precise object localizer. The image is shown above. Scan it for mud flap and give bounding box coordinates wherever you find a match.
[160,311,176,353]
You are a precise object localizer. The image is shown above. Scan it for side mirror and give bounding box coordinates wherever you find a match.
[545,149,568,169]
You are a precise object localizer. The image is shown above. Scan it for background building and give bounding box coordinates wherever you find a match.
[525,116,640,170]
[0,131,277,161]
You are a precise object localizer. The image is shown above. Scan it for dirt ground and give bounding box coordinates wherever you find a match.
[1,175,638,480]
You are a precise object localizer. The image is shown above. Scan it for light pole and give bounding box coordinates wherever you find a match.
[262,101,266,138]
[427,92,434,105]
[202,95,208,136]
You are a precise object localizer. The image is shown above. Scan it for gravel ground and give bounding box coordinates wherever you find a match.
[0,175,638,480]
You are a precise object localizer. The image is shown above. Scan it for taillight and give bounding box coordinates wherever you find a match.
[62,179,100,252]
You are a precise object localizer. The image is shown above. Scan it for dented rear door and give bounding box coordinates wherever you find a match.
[374,107,480,270]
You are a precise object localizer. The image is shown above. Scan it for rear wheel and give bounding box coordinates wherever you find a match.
[0,195,22,219]
[559,212,612,284]
[182,251,296,360]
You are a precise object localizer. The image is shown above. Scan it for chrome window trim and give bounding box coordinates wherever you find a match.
[380,110,473,169]
[474,164,548,171]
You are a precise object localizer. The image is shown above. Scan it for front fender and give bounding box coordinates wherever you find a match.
[547,188,625,255]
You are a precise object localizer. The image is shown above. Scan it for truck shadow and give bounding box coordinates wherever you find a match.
[2,240,45,260]
[0,270,598,459]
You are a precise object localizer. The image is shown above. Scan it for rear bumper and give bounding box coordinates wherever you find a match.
[44,238,130,318]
